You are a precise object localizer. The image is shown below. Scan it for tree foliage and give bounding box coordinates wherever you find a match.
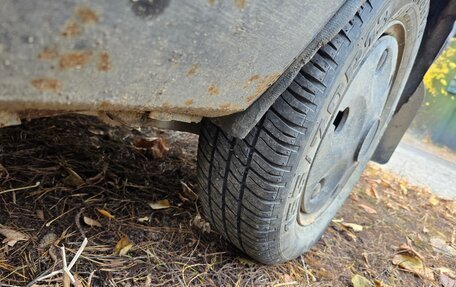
[411,38,456,149]
[423,38,456,102]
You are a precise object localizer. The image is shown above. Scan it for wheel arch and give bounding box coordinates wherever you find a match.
[212,0,455,142]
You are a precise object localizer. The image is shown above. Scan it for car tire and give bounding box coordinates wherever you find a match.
[197,0,429,264]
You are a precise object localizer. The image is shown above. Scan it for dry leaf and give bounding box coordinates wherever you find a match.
[0,225,28,247]
[332,218,344,223]
[392,254,434,280]
[192,214,211,233]
[399,182,408,195]
[36,210,45,220]
[151,138,169,159]
[83,216,102,228]
[180,181,197,202]
[374,280,391,287]
[97,208,115,219]
[114,236,133,256]
[342,223,364,232]
[351,274,373,287]
[357,204,377,214]
[385,202,396,210]
[429,195,440,206]
[134,137,169,159]
[367,186,380,199]
[149,199,171,210]
[398,243,424,260]
[137,216,150,223]
[64,167,85,187]
[238,257,256,267]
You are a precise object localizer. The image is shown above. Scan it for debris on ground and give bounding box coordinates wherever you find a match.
[0,115,455,286]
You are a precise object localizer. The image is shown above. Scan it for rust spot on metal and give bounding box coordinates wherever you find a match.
[31,78,61,93]
[186,64,198,76]
[235,0,246,9]
[247,73,281,103]
[246,94,257,104]
[98,51,111,71]
[184,99,194,106]
[208,0,216,6]
[219,103,239,111]
[208,84,219,96]
[243,74,260,89]
[38,47,59,60]
[59,52,91,69]
[76,7,99,24]
[61,21,81,37]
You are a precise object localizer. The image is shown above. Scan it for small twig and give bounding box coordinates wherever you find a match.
[75,208,87,238]
[0,181,40,195]
[301,256,311,287]
[61,245,75,283]
[26,238,88,286]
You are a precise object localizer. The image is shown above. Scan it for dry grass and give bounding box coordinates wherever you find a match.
[0,115,455,287]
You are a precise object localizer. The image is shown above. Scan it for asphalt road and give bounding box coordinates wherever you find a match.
[377,141,456,200]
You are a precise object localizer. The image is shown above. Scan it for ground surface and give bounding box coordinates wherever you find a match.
[380,140,456,200]
[0,115,455,287]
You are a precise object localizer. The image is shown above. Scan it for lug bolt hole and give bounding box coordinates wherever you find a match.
[311,178,326,199]
[333,107,350,133]
[376,49,389,72]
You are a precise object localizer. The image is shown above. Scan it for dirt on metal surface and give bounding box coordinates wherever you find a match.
[0,115,455,286]
[0,0,345,117]
[30,79,62,93]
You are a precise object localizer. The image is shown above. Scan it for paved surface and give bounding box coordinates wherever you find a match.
[377,141,456,200]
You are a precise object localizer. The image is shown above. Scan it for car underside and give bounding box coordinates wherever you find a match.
[0,0,455,264]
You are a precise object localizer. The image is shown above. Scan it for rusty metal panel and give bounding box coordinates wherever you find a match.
[0,0,344,119]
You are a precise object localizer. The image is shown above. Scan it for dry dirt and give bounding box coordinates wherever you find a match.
[0,115,455,287]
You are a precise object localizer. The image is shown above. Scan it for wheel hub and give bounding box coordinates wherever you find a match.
[299,35,399,220]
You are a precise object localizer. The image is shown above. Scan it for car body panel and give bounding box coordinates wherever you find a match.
[0,0,344,120]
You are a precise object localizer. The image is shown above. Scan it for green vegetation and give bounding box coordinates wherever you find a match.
[412,38,456,149]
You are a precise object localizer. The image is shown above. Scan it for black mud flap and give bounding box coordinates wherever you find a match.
[372,82,425,164]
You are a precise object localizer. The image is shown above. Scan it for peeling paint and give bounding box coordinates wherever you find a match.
[76,7,99,24]
[31,78,61,93]
[98,51,111,71]
[59,52,91,69]
[208,84,219,96]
